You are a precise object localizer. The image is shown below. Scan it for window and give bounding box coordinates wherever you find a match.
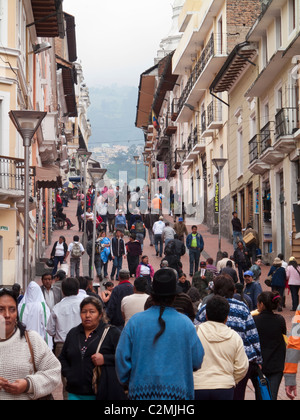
[217,16,223,55]
[275,16,282,49]
[250,113,257,138]
[289,0,296,33]
[237,129,243,178]
[261,34,268,68]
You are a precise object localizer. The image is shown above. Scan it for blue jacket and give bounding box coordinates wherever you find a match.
[186,233,204,251]
[116,306,204,400]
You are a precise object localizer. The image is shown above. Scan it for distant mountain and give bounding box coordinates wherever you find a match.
[88,85,144,149]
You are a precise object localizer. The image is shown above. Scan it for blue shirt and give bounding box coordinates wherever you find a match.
[116,306,204,400]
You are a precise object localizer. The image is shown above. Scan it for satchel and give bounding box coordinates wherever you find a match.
[265,267,279,288]
[25,331,54,400]
[92,326,110,395]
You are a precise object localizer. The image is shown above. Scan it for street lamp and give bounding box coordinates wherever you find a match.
[9,110,47,290]
[142,152,148,184]
[133,155,140,189]
[212,158,228,256]
[176,149,186,218]
[88,168,107,287]
[77,149,92,246]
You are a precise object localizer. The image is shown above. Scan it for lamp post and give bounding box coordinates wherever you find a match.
[77,149,92,246]
[176,149,186,218]
[133,155,140,189]
[88,168,107,287]
[9,110,47,290]
[142,152,148,185]
[212,158,228,256]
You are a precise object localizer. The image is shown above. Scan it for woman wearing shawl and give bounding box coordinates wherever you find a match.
[18,282,53,350]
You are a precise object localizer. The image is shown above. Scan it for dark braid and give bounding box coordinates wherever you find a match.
[151,295,176,345]
[153,306,166,345]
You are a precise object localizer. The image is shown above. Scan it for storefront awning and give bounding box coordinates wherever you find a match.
[36,165,62,189]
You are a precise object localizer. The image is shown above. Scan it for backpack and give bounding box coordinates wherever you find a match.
[71,242,82,259]
[95,241,102,255]
[134,220,144,233]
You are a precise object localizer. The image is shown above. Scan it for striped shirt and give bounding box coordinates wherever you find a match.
[196,298,262,363]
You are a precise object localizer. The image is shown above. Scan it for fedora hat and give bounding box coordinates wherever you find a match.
[273,257,282,266]
[148,269,181,297]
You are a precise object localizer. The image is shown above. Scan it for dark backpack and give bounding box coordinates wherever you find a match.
[134,221,144,233]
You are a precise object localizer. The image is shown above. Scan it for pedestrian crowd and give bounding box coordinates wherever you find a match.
[1,189,300,401]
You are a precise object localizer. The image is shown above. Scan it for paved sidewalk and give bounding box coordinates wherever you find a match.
[40,201,299,401]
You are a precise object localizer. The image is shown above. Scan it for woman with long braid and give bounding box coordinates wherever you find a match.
[115,269,204,400]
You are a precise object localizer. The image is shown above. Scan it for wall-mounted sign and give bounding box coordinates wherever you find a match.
[0,226,9,232]
[215,183,219,213]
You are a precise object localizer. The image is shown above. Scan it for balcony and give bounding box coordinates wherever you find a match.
[164,113,178,136]
[171,99,179,122]
[207,100,223,130]
[273,108,299,154]
[248,135,270,175]
[0,156,35,201]
[176,33,228,123]
[259,122,283,165]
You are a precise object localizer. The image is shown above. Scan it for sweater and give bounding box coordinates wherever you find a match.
[0,330,61,400]
[116,306,204,400]
[194,321,249,390]
[286,265,300,286]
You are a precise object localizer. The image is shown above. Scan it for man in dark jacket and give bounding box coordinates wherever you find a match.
[232,211,245,250]
[106,269,134,330]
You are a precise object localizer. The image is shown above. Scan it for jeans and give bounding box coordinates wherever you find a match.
[290,285,300,311]
[147,228,154,246]
[233,231,245,250]
[189,248,201,276]
[70,257,81,278]
[95,257,108,279]
[154,234,163,257]
[111,256,123,280]
[52,256,65,276]
[136,233,144,250]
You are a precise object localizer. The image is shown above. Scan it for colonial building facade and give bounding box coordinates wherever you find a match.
[138,0,300,263]
[0,0,91,287]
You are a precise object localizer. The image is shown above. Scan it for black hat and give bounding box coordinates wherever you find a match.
[148,269,181,297]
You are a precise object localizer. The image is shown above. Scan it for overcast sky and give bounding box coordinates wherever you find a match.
[63,0,174,88]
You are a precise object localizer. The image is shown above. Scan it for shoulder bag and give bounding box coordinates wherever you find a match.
[92,326,110,395]
[25,331,54,400]
[265,267,279,288]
